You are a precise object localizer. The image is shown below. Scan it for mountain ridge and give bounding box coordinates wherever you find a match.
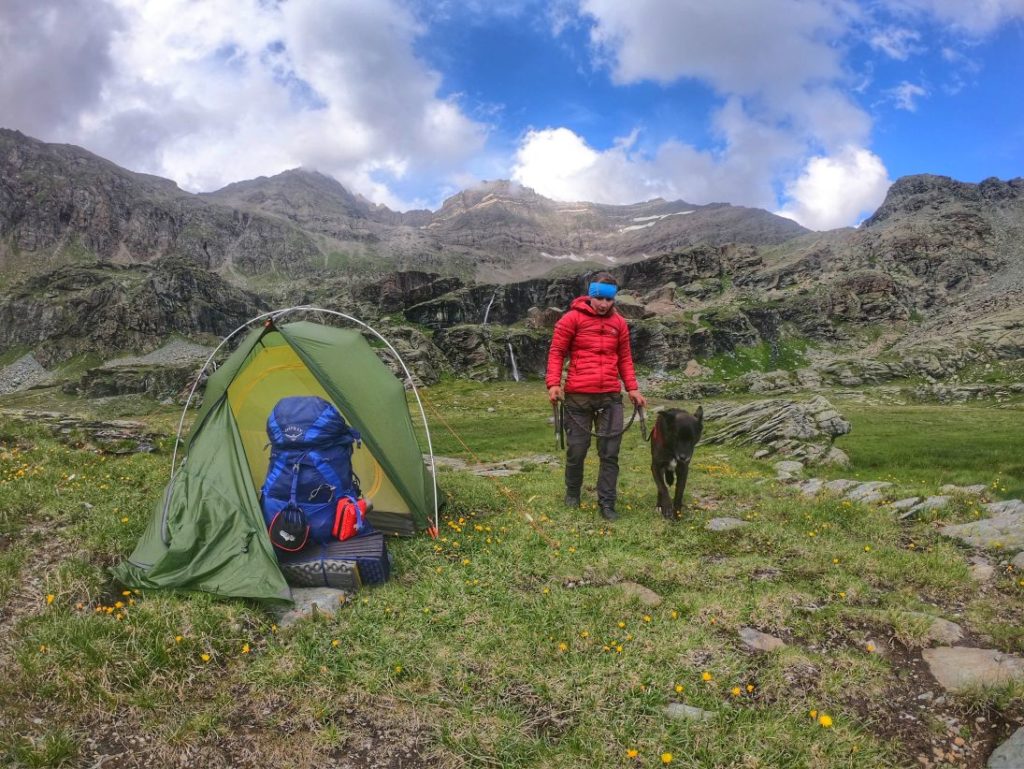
[0,129,808,284]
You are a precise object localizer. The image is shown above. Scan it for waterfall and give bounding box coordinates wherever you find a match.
[508,343,521,382]
[482,291,497,325]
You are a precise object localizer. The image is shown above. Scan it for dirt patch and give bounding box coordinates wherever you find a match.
[838,639,1022,769]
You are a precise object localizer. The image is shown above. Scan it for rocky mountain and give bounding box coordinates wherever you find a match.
[0,128,1021,402]
[1,129,807,285]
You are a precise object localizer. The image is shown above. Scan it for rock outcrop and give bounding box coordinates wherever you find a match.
[703,397,851,463]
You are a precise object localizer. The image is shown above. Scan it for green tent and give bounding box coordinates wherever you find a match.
[113,314,438,606]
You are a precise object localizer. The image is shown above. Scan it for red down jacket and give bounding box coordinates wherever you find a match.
[545,296,639,394]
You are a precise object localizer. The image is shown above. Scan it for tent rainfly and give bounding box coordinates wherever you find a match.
[112,310,438,606]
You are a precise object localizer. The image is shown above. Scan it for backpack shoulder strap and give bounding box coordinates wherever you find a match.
[307,449,345,494]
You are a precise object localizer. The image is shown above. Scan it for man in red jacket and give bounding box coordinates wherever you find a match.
[546,273,647,521]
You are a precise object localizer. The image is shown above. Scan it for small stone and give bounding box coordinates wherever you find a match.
[665,703,714,721]
[618,581,663,607]
[925,618,964,646]
[939,483,987,495]
[968,557,994,582]
[824,478,859,492]
[846,481,893,502]
[922,646,1024,692]
[774,460,804,475]
[903,496,951,519]
[705,517,750,532]
[738,626,785,652]
[889,496,922,512]
[798,478,825,496]
[988,727,1024,769]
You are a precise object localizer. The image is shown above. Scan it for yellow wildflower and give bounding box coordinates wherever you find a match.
[331,639,340,647]
[626,748,638,758]
[241,643,250,654]
[675,684,684,694]
[701,671,712,682]
[818,714,833,728]
[731,687,741,697]
[200,653,211,662]
[45,594,54,605]
[661,752,673,764]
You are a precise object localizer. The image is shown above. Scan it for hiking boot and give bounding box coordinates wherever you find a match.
[564,493,580,508]
[599,505,618,521]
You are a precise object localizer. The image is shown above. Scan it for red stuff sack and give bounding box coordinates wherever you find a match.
[332,496,371,541]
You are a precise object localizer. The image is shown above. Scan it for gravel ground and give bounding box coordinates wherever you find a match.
[101,339,216,368]
[0,354,58,395]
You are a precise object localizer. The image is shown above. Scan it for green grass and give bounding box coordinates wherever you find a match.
[0,383,1022,768]
[705,340,811,380]
[835,402,1024,498]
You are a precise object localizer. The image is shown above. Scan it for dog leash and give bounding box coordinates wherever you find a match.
[552,401,565,450]
[556,401,649,442]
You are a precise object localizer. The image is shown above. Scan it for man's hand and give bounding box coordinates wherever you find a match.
[548,385,564,404]
[627,389,647,408]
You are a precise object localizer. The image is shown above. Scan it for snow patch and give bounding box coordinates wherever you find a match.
[618,210,693,233]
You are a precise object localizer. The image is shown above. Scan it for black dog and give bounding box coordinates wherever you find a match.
[650,406,703,520]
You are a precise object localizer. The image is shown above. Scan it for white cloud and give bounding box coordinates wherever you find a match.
[1,0,488,209]
[888,81,929,111]
[579,0,852,98]
[869,27,924,59]
[889,0,1024,35]
[777,147,891,230]
[512,107,801,212]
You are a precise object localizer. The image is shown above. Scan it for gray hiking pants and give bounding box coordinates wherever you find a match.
[564,392,624,510]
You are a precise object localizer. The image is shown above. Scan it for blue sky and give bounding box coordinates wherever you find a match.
[1,0,1022,230]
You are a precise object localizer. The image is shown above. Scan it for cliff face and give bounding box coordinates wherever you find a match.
[0,257,266,366]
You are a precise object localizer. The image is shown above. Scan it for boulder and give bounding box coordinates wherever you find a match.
[702,396,850,464]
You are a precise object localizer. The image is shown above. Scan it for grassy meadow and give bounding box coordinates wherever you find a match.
[1,380,1022,768]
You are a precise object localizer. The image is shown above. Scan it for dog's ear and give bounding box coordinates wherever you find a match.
[694,405,703,422]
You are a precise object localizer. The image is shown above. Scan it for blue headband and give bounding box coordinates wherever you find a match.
[588,282,617,299]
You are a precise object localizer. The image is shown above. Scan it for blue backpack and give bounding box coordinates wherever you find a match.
[260,396,362,547]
